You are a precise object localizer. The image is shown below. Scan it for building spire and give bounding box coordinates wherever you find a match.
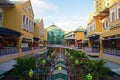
[52,22,55,25]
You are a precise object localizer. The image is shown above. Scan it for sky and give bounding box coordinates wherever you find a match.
[11,0,94,31]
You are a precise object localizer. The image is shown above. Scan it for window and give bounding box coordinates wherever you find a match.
[103,22,105,30]
[31,22,34,33]
[30,21,32,32]
[23,15,25,24]
[106,20,108,28]
[117,6,120,19]
[26,17,28,25]
[28,20,31,32]
[0,12,3,21]
[112,12,115,21]
[110,9,115,22]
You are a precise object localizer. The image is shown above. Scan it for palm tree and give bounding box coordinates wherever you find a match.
[83,59,112,80]
[13,57,37,80]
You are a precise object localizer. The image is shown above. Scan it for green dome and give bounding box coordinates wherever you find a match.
[75,26,85,32]
[47,24,64,44]
[47,24,64,32]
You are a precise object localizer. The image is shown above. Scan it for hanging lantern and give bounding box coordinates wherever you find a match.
[86,73,92,80]
[58,66,62,70]
[28,69,33,78]
[70,56,73,59]
[74,59,79,65]
[42,59,46,66]
[68,53,70,57]
[112,41,114,45]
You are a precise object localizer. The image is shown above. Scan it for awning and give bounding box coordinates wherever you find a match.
[89,35,99,40]
[22,38,32,42]
[33,37,40,42]
[0,0,15,7]
[0,27,21,37]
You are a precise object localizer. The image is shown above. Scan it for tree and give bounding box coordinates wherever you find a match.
[83,59,112,80]
[13,57,37,79]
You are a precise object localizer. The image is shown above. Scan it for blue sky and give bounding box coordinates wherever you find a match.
[13,0,94,31]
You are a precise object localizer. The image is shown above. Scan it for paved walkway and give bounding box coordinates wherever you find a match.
[104,60,120,75]
[87,55,120,76]
[0,60,16,76]
[51,54,69,80]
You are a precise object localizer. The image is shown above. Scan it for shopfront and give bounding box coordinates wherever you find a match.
[0,27,21,56]
[103,37,120,56]
[33,37,39,49]
[77,40,82,49]
[89,35,100,52]
[21,38,32,52]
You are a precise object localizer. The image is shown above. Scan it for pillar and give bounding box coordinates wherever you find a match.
[17,37,22,57]
[32,41,34,54]
[88,40,92,48]
[100,38,103,58]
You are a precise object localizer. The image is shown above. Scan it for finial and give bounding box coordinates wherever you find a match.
[52,22,55,25]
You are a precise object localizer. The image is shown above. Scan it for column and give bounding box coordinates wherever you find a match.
[88,40,92,48]
[17,37,22,57]
[100,37,103,58]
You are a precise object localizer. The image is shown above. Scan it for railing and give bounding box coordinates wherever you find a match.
[85,47,100,52]
[103,48,120,56]
[33,47,39,50]
[85,47,92,52]
[0,47,18,56]
[92,48,100,52]
[22,47,32,52]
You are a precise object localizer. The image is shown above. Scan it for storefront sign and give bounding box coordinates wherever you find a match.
[21,43,28,47]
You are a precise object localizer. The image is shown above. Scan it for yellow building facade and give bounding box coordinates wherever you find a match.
[44,29,48,42]
[74,26,85,49]
[0,0,35,63]
[85,12,102,53]
[100,0,120,64]
[94,0,113,15]
[85,0,120,62]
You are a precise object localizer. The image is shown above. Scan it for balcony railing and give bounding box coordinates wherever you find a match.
[0,47,18,56]
[103,48,120,56]
[22,47,32,52]
[85,47,100,52]
[33,47,39,50]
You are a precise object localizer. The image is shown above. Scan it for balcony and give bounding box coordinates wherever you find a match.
[85,47,100,52]
[33,47,39,50]
[0,47,18,56]
[22,47,32,52]
[103,48,120,56]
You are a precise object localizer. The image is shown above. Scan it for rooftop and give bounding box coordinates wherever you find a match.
[74,26,85,32]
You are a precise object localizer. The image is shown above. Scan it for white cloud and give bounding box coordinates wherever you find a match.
[43,16,87,31]
[31,0,58,17]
